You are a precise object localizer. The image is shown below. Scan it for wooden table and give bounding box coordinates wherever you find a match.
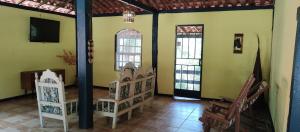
[20,69,65,95]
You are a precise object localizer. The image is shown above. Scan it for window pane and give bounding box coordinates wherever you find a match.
[135,55,141,62]
[116,29,142,70]
[136,39,141,46]
[136,47,141,53]
[135,63,141,67]
[120,38,124,45]
[129,55,134,62]
[119,46,124,53]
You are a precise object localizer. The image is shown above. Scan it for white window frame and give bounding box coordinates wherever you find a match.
[115,29,142,71]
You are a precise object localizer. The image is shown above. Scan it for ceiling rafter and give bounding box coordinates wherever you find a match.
[118,0,157,13]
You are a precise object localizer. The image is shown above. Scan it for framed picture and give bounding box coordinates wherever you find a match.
[233,33,243,54]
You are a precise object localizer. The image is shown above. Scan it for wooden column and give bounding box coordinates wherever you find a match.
[152,13,158,95]
[75,0,93,129]
[288,6,300,132]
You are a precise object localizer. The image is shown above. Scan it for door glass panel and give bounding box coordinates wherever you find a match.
[177,38,182,58]
[195,38,202,59]
[176,59,199,65]
[189,38,195,58]
[182,38,189,58]
[181,65,188,90]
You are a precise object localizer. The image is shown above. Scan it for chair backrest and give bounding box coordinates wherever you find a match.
[145,68,155,91]
[109,69,133,100]
[35,69,66,116]
[121,62,137,74]
[226,74,255,120]
[133,68,145,95]
[242,81,268,111]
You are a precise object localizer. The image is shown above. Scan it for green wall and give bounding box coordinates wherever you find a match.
[269,0,300,131]
[0,6,76,100]
[92,15,153,87]
[158,10,273,99]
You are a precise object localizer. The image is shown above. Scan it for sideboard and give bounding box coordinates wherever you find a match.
[20,69,65,95]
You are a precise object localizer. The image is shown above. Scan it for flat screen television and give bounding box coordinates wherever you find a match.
[30,17,60,42]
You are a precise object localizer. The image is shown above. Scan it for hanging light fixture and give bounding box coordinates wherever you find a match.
[123,10,135,23]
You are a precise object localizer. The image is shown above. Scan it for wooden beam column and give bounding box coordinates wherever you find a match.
[288,6,300,132]
[76,0,93,129]
[152,13,158,95]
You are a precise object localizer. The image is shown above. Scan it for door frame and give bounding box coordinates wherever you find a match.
[173,24,205,99]
[288,6,300,132]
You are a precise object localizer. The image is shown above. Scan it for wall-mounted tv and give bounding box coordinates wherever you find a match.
[30,17,60,42]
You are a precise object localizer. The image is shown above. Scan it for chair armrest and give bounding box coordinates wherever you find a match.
[210,101,230,109]
[65,99,78,104]
[220,97,234,103]
[65,99,78,115]
[97,98,116,103]
[95,98,116,113]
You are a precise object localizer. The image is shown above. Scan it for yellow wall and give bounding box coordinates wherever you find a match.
[92,15,152,86]
[269,0,300,131]
[0,6,76,99]
[158,10,273,98]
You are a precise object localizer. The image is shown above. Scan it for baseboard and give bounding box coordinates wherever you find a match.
[157,93,173,97]
[65,84,76,88]
[0,93,34,102]
[200,97,221,101]
[94,85,109,90]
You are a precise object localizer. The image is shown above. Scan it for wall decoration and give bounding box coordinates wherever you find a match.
[233,33,244,54]
[57,49,76,65]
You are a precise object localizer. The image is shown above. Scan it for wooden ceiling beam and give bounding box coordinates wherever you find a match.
[117,0,157,13]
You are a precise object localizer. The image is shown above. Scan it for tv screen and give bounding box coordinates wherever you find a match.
[30,17,60,42]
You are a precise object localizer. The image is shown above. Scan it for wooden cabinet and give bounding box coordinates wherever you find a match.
[21,69,65,94]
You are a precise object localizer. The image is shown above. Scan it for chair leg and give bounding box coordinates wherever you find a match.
[235,114,240,132]
[128,111,132,120]
[140,105,144,112]
[39,116,45,128]
[150,99,154,108]
[204,123,211,132]
[112,117,117,129]
[63,119,68,132]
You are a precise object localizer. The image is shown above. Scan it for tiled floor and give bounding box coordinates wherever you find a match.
[0,88,205,132]
[0,88,273,132]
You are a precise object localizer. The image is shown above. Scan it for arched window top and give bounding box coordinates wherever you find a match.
[115,29,142,70]
[116,29,142,38]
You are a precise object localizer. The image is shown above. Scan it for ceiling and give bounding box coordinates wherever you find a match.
[0,0,274,17]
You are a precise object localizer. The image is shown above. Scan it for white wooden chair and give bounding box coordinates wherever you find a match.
[131,68,145,112]
[95,63,156,129]
[95,69,133,129]
[143,68,156,106]
[35,69,78,132]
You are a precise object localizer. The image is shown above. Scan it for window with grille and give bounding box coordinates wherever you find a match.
[115,29,142,70]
